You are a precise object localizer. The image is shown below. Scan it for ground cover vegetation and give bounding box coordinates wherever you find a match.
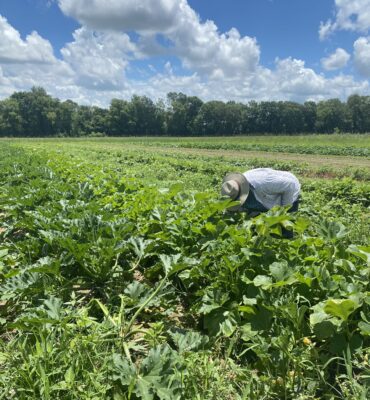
[88,136,370,158]
[0,139,369,399]
[1,88,370,138]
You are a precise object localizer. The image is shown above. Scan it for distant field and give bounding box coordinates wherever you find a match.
[103,133,370,147]
[12,134,370,180]
[78,134,370,157]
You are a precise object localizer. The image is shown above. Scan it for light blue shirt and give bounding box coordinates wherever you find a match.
[244,168,301,209]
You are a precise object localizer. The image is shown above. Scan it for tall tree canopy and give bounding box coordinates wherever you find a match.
[0,87,369,137]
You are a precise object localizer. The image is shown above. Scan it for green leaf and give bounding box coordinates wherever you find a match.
[359,321,370,336]
[159,254,181,276]
[310,303,329,326]
[64,366,75,385]
[317,220,348,240]
[269,261,289,282]
[28,257,60,275]
[112,346,178,400]
[240,323,259,341]
[170,330,209,353]
[219,317,237,337]
[347,245,370,265]
[136,346,177,400]
[43,296,63,320]
[324,298,360,322]
[124,281,148,302]
[129,237,153,258]
[314,320,336,340]
[238,305,255,314]
[203,309,230,336]
[199,289,229,314]
[242,297,257,306]
[0,249,8,259]
[249,307,273,331]
[112,353,136,386]
[253,275,273,289]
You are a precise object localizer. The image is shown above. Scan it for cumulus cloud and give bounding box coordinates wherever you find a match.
[0,15,55,63]
[271,58,368,101]
[319,20,335,41]
[136,57,369,104]
[319,0,370,39]
[321,48,350,70]
[58,0,260,79]
[172,23,260,78]
[61,27,136,90]
[354,36,370,77]
[58,0,183,33]
[0,2,369,107]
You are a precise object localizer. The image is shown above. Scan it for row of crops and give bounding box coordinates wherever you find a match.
[123,141,370,158]
[0,140,369,399]
[87,134,370,158]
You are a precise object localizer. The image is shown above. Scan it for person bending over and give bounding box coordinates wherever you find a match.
[221,168,301,236]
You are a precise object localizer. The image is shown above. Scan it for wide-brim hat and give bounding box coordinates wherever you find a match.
[221,172,250,211]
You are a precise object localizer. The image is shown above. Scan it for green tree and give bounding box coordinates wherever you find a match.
[240,101,259,134]
[166,92,203,136]
[108,99,131,136]
[256,102,282,134]
[10,87,59,136]
[55,100,78,136]
[0,98,23,137]
[127,95,165,135]
[279,101,305,134]
[316,99,351,133]
[91,106,109,135]
[303,101,317,133]
[72,105,94,136]
[347,95,370,133]
[193,101,244,135]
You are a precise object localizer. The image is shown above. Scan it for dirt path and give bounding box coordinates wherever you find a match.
[122,144,370,170]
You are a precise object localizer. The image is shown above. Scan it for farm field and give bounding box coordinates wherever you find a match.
[78,134,370,157]
[0,136,370,399]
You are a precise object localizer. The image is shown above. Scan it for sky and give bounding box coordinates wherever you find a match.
[0,0,370,106]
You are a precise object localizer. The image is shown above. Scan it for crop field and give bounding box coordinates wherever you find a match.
[86,134,370,157]
[0,136,370,399]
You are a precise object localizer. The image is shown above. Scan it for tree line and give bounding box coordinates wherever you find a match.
[0,87,369,137]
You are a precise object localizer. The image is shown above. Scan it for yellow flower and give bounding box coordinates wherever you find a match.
[303,337,312,346]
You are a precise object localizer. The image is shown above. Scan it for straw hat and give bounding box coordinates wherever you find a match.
[221,173,250,211]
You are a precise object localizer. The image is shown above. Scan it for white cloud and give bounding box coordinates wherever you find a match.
[58,0,261,79]
[354,36,370,77]
[61,27,136,90]
[136,58,369,104]
[0,3,369,107]
[321,48,350,70]
[319,0,370,39]
[0,15,55,63]
[271,60,361,101]
[319,20,335,41]
[172,22,260,78]
[274,58,327,97]
[58,0,183,33]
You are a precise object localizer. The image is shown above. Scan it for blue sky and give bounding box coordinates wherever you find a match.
[0,0,369,105]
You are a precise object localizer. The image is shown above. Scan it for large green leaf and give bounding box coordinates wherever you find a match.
[324,298,360,322]
[253,275,273,290]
